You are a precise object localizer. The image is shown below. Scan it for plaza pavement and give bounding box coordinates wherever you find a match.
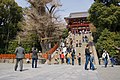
[0,63,120,80]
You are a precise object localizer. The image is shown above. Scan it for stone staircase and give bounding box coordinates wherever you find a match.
[70,33,99,65]
[71,34,87,65]
[49,33,99,65]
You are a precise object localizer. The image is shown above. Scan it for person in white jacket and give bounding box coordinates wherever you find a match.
[102,50,109,67]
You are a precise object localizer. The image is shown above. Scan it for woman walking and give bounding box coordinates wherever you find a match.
[102,50,109,68]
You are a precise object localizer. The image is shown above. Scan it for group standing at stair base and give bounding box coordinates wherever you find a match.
[48,31,97,70]
[14,31,114,71]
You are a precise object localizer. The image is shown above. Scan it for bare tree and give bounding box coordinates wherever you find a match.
[19,0,63,53]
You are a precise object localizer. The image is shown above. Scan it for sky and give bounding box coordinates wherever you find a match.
[15,0,94,20]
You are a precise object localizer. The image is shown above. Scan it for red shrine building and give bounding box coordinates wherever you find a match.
[64,12,90,34]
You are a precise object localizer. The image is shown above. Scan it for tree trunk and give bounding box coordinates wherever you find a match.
[40,41,47,53]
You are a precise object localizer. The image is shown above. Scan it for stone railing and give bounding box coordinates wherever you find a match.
[42,43,59,59]
[90,35,99,65]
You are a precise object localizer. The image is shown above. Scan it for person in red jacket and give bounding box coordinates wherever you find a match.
[60,52,64,64]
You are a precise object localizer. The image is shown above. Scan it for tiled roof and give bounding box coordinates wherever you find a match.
[69,12,89,18]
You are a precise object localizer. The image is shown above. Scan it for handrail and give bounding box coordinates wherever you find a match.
[42,43,59,59]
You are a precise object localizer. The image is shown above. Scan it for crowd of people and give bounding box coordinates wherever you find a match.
[52,47,81,65]
[14,31,116,72]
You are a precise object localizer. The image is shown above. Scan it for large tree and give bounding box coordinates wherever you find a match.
[88,1,120,43]
[96,28,120,57]
[18,0,63,53]
[88,2,120,32]
[89,1,120,58]
[0,0,23,53]
[94,0,120,6]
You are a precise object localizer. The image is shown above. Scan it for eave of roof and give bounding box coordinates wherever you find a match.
[64,12,89,19]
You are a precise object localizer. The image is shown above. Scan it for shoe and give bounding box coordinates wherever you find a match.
[85,68,89,70]
[20,70,22,72]
[15,69,17,71]
[105,66,107,68]
[92,68,97,70]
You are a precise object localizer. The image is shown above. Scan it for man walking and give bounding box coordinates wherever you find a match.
[31,47,38,68]
[14,44,25,71]
[85,44,96,70]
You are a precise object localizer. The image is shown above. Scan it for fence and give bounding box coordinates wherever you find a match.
[0,43,59,61]
[0,54,31,59]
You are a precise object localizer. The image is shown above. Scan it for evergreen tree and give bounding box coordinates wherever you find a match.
[96,28,120,56]
[0,0,23,53]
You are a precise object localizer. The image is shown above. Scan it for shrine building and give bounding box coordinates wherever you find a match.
[64,12,90,34]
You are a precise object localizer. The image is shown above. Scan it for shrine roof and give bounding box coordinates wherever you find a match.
[65,12,89,19]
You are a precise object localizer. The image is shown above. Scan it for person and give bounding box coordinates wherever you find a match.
[61,42,65,48]
[77,53,81,65]
[90,51,94,69]
[38,51,42,58]
[62,46,67,56]
[60,52,64,64]
[14,44,25,71]
[65,53,68,64]
[67,53,71,64]
[90,52,94,62]
[79,31,82,35]
[102,50,109,68]
[85,35,88,43]
[72,47,76,55]
[71,50,75,65]
[70,39,73,46]
[48,53,51,65]
[85,44,96,70]
[76,40,78,47]
[54,52,59,64]
[79,40,82,47]
[82,36,85,42]
[110,56,115,67]
[31,47,38,68]
[67,46,71,53]
[26,58,30,63]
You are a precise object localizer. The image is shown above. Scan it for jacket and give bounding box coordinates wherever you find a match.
[102,52,109,60]
[85,48,91,56]
[31,50,38,59]
[15,46,25,58]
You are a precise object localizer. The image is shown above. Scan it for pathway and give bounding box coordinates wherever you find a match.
[0,63,120,80]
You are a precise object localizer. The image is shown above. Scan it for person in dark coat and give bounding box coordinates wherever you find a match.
[85,44,96,70]
[110,56,115,67]
[14,44,25,71]
[31,47,38,68]
[71,48,76,65]
[77,53,81,65]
